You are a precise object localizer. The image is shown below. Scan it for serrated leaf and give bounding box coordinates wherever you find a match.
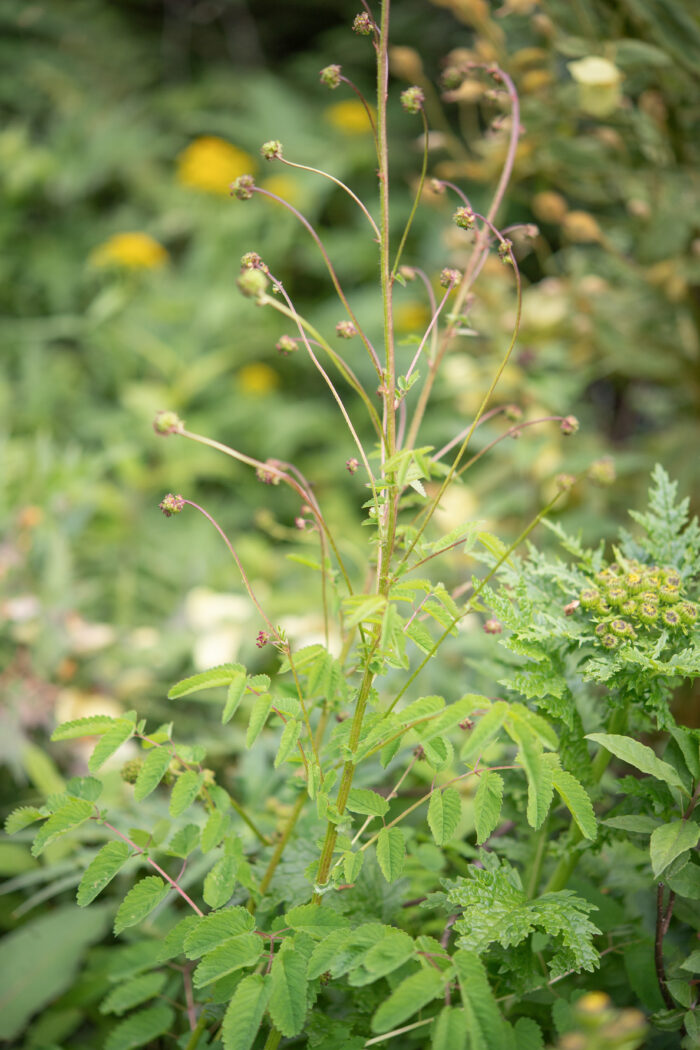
[100,972,167,1015]
[88,721,135,773]
[157,916,200,962]
[604,814,661,833]
[168,664,243,700]
[428,787,462,845]
[400,695,445,725]
[51,716,117,741]
[586,734,687,793]
[222,669,247,724]
[246,694,273,748]
[454,950,506,1049]
[423,695,485,743]
[203,854,238,909]
[513,1017,545,1049]
[551,768,597,841]
[133,747,172,802]
[432,1006,467,1050]
[104,1003,173,1050]
[221,973,271,1050]
[5,806,45,835]
[371,966,445,1033]
[31,798,94,856]
[269,938,309,1037]
[77,841,131,906]
[184,908,255,959]
[474,771,504,845]
[343,851,364,883]
[346,788,389,818]
[506,719,552,829]
[65,775,103,801]
[192,933,262,988]
[307,924,383,980]
[274,719,301,768]
[201,809,227,853]
[650,821,700,878]
[169,771,204,817]
[460,702,507,765]
[113,876,169,935]
[361,929,415,977]
[284,904,349,939]
[167,824,200,859]
[376,827,405,882]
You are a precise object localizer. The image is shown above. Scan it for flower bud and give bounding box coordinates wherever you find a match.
[335,320,357,339]
[153,410,184,436]
[601,633,618,649]
[429,178,446,195]
[231,174,256,200]
[400,86,425,114]
[610,618,634,639]
[504,404,523,422]
[256,461,281,485]
[320,64,342,89]
[483,618,502,635]
[346,457,359,474]
[120,759,143,784]
[352,12,373,34]
[453,206,475,230]
[159,493,186,517]
[399,265,416,281]
[580,589,599,610]
[441,67,464,91]
[555,473,576,493]
[679,601,698,625]
[276,335,298,355]
[440,267,462,288]
[638,602,659,625]
[261,140,283,161]
[237,267,269,300]
[560,415,579,435]
[498,239,514,264]
[662,608,681,628]
[256,630,269,648]
[659,583,680,603]
[241,251,268,271]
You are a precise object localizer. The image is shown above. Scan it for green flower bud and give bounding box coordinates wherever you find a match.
[601,633,618,649]
[624,570,644,593]
[580,588,600,610]
[120,759,143,784]
[638,602,659,625]
[261,140,283,161]
[153,410,184,436]
[659,583,680,604]
[231,174,256,200]
[610,619,635,639]
[678,601,698,625]
[606,584,628,606]
[400,86,425,114]
[662,608,682,628]
[595,623,608,638]
[621,599,637,616]
[320,64,342,89]
[237,267,269,300]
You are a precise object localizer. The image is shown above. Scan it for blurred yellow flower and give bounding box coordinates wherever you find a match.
[260,173,303,207]
[238,363,279,395]
[177,136,256,195]
[90,232,168,269]
[395,301,431,332]
[324,99,376,135]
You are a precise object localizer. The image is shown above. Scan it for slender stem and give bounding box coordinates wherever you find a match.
[262,1026,282,1050]
[102,821,203,916]
[340,74,378,145]
[278,156,380,238]
[249,790,307,913]
[525,816,550,899]
[404,284,453,382]
[655,883,676,1009]
[183,1007,209,1050]
[182,967,197,1033]
[449,416,565,475]
[227,796,271,847]
[391,109,429,279]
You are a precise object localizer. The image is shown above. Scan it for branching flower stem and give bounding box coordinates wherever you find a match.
[277,156,380,239]
[391,110,429,279]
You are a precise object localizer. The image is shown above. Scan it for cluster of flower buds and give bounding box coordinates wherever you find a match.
[579,559,697,649]
[256,461,282,485]
[276,335,298,355]
[400,86,425,114]
[439,267,462,288]
[231,174,255,200]
[159,493,186,517]
[120,759,143,784]
[153,410,184,436]
[320,64,342,89]
[453,206,475,230]
[240,251,268,272]
[335,320,357,339]
[261,140,283,161]
[352,12,373,34]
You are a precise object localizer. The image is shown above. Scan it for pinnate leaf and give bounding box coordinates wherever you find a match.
[31,798,94,856]
[269,938,309,1037]
[284,903,349,939]
[169,771,203,817]
[371,966,445,1033]
[104,1003,173,1050]
[274,719,301,768]
[77,840,131,906]
[428,787,461,845]
[113,876,169,935]
[474,771,504,845]
[376,827,405,882]
[221,973,271,1050]
[133,747,172,802]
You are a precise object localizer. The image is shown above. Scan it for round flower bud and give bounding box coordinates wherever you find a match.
[595,623,608,638]
[504,404,523,422]
[276,335,298,355]
[153,410,183,436]
[440,267,462,288]
[601,633,618,649]
[399,265,416,281]
[580,588,599,609]
[611,619,634,638]
[453,206,475,230]
[400,86,425,114]
[256,461,281,485]
[588,456,615,486]
[320,64,342,89]
[638,602,659,625]
[498,239,514,264]
[662,570,681,588]
[560,415,579,435]
[595,598,611,615]
[483,618,502,635]
[352,12,373,34]
[624,570,644,593]
[555,473,576,493]
[261,140,283,161]
[606,585,627,606]
[429,178,446,195]
[662,608,681,628]
[295,516,307,530]
[659,583,680,603]
[441,66,464,91]
[231,174,256,200]
[241,251,268,272]
[237,267,269,299]
[159,493,186,517]
[336,320,357,339]
[346,457,359,474]
[621,599,637,616]
[678,601,698,625]
[120,759,143,784]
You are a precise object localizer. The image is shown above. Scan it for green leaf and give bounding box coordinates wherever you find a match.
[586,734,687,793]
[376,827,405,882]
[167,824,200,859]
[246,693,273,748]
[221,974,271,1050]
[157,915,200,962]
[192,933,262,987]
[307,924,383,980]
[104,1003,174,1050]
[222,668,247,724]
[168,664,243,699]
[77,841,131,906]
[432,1006,467,1050]
[203,854,238,909]
[66,775,103,801]
[507,719,552,829]
[454,950,506,1049]
[346,788,389,818]
[474,771,504,845]
[88,720,135,773]
[5,806,45,835]
[113,877,169,935]
[343,850,364,883]
[284,904,349,939]
[604,815,661,834]
[268,938,309,1037]
[51,716,117,741]
[31,798,94,857]
[460,702,508,765]
[428,787,462,845]
[668,862,700,899]
[169,771,203,817]
[371,966,445,1033]
[133,747,172,802]
[100,972,167,1015]
[423,695,485,743]
[201,809,227,853]
[650,821,700,878]
[184,908,255,958]
[681,950,700,973]
[274,719,301,768]
[551,768,597,841]
[513,1017,545,1049]
[360,929,415,978]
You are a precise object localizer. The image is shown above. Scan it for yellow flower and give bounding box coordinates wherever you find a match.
[238,363,279,396]
[259,174,303,207]
[177,136,256,195]
[324,99,376,136]
[90,232,168,269]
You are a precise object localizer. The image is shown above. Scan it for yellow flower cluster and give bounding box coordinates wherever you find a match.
[90,232,168,270]
[324,99,376,136]
[177,136,256,195]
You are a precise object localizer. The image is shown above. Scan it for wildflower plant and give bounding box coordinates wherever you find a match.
[6,6,700,1050]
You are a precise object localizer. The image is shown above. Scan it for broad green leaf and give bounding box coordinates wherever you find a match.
[343,851,364,883]
[100,972,167,1015]
[376,827,405,882]
[346,788,389,818]
[432,1006,467,1050]
[428,787,462,845]
[222,669,247,724]
[221,973,271,1050]
[5,806,45,835]
[203,854,238,909]
[423,695,485,743]
[77,841,131,907]
[184,908,255,959]
[586,734,687,793]
[133,747,172,802]
[307,924,383,979]
[157,915,201,962]
[668,862,700,899]
[551,768,597,841]
[169,771,203,817]
[65,775,103,801]
[201,809,227,853]
[603,815,661,834]
[454,950,506,1049]
[167,824,200,859]
[650,821,700,878]
[268,938,309,1036]
[88,720,135,773]
[51,716,117,741]
[681,950,700,973]
[474,771,504,845]
[285,904,349,939]
[168,664,243,700]
[513,1017,545,1049]
[192,933,262,987]
[274,719,301,768]
[31,798,94,857]
[460,702,507,765]
[371,966,445,1033]
[104,1003,174,1050]
[361,929,415,977]
[399,695,445,725]
[246,694,273,748]
[113,876,169,935]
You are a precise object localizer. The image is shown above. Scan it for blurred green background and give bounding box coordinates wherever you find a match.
[0,0,698,1036]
